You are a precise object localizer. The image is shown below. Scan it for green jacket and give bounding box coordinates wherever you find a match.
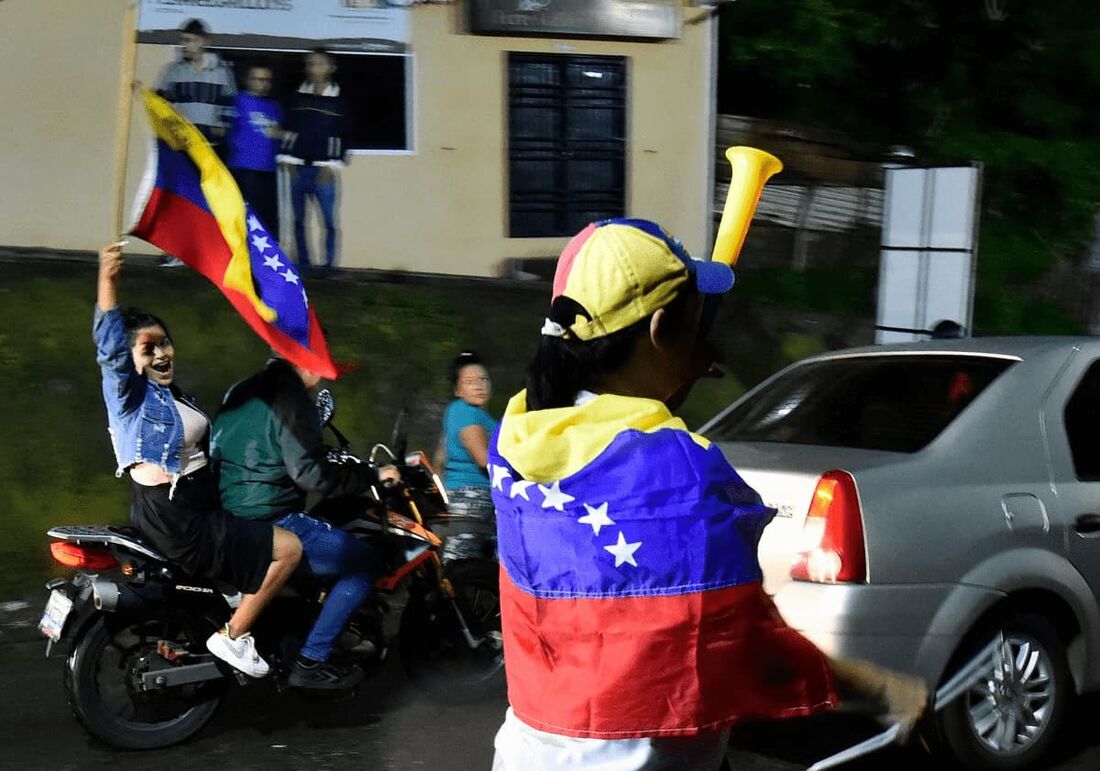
[211,358,377,520]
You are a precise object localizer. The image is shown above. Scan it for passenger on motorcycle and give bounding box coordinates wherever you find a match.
[433,350,498,563]
[211,355,399,690]
[92,241,303,679]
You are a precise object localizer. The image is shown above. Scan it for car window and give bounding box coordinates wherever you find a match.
[1064,360,1100,480]
[706,355,1014,452]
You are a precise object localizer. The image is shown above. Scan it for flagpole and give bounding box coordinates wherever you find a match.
[113,2,139,237]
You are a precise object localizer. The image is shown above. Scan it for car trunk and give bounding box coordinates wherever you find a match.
[715,441,908,594]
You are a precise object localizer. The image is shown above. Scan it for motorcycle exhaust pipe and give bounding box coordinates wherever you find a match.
[91,580,144,612]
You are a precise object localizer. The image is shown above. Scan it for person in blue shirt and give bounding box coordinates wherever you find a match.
[228,64,284,238]
[435,351,498,562]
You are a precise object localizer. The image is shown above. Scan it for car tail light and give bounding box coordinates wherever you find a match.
[49,542,119,571]
[790,470,866,583]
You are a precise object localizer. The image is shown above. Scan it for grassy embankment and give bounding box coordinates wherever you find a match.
[0,258,849,600]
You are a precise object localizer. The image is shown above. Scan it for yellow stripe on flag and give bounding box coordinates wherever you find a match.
[140,90,277,322]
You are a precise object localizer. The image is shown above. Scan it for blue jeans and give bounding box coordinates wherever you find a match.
[274,512,379,662]
[290,166,338,270]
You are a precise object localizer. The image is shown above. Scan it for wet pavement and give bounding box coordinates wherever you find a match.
[4,599,1100,770]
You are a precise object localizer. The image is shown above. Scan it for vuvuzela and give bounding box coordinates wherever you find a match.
[709,146,783,267]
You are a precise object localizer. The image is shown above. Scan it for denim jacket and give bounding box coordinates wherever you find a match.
[93,306,204,476]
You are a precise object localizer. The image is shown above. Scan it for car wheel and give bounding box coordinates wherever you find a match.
[939,614,1071,771]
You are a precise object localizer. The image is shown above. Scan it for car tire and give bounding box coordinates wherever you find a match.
[939,614,1071,771]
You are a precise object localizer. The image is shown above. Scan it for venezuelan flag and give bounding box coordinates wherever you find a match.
[129,89,342,379]
[488,391,837,738]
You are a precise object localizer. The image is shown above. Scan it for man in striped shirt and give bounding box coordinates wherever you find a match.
[155,19,238,267]
[155,19,236,150]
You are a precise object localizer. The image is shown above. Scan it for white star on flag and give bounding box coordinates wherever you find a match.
[490,464,512,491]
[604,531,642,567]
[538,480,575,511]
[509,479,535,501]
[263,253,284,271]
[247,214,263,231]
[251,234,272,252]
[282,270,300,285]
[578,502,615,536]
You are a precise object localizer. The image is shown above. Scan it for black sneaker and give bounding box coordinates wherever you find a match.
[287,657,364,691]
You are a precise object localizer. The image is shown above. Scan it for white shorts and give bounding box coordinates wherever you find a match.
[491,707,731,771]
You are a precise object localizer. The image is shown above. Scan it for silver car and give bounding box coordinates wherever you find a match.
[702,337,1100,771]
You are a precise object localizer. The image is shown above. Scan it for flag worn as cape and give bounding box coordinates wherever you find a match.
[488,390,838,739]
[129,89,343,379]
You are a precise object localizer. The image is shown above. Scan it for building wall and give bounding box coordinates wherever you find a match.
[0,2,714,276]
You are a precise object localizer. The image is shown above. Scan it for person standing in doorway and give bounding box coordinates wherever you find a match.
[228,64,284,238]
[277,49,349,276]
[155,18,237,266]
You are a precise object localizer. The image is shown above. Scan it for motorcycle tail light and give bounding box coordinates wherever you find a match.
[790,470,866,583]
[49,542,119,571]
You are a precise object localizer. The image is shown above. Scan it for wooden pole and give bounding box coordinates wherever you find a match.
[113,3,139,237]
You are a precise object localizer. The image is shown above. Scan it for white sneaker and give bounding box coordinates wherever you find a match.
[206,629,270,678]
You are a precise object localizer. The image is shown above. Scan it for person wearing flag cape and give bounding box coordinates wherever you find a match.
[488,219,929,769]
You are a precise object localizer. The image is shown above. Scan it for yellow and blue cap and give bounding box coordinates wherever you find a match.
[545,218,734,341]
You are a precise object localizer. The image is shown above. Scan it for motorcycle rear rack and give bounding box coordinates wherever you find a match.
[48,525,166,561]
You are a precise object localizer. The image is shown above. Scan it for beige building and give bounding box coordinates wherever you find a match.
[0,1,718,277]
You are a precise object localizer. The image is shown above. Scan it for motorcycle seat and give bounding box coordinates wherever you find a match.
[47,524,169,562]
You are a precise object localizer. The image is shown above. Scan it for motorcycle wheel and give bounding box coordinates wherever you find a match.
[64,610,226,749]
[398,559,505,703]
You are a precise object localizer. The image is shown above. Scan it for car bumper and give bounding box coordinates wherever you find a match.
[772,581,1005,684]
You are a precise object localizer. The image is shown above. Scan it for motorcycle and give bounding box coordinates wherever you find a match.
[37,390,504,750]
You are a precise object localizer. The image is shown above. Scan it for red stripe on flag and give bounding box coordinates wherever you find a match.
[499,568,837,739]
[133,188,232,282]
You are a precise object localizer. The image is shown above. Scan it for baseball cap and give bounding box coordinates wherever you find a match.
[544,218,734,341]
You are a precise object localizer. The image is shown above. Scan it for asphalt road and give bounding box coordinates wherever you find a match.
[4,601,1100,770]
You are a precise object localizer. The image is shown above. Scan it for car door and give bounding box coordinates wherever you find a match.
[1043,350,1100,600]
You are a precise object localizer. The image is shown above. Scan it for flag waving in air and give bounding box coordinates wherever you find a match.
[129,89,343,379]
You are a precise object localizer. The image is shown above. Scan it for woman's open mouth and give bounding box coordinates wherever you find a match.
[151,361,173,375]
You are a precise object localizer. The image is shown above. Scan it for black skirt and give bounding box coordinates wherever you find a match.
[129,466,274,594]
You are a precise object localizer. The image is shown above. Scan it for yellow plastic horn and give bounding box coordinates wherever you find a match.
[709,146,783,267]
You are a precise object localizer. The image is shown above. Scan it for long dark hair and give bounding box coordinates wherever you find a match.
[119,307,173,347]
[525,289,693,411]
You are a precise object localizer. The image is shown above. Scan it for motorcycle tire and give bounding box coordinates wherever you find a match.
[64,611,225,749]
[398,558,505,703]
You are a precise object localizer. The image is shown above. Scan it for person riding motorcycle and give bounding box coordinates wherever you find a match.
[92,241,303,679]
[210,354,399,690]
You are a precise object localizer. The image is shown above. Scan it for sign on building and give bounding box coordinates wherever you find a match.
[876,164,982,343]
[468,0,682,40]
[137,0,427,53]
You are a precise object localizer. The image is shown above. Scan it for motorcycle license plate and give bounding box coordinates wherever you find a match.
[38,590,73,642]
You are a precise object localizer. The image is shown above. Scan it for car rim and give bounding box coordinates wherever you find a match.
[965,634,1054,755]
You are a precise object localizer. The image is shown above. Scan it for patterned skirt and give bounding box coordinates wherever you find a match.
[431,486,497,564]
